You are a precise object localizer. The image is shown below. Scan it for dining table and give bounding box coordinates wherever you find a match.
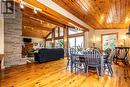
[71,51,108,76]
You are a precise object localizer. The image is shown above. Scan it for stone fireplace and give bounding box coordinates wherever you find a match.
[4,4,26,67]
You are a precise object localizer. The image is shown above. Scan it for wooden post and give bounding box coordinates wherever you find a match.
[52,29,55,48]
[0,54,5,69]
[58,27,60,37]
[44,38,46,48]
[63,26,68,56]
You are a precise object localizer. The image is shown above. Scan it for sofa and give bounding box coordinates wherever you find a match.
[34,48,64,63]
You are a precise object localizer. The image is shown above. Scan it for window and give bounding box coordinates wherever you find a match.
[59,27,64,36]
[68,38,75,48]
[55,39,63,48]
[102,33,117,50]
[76,36,83,47]
[47,34,52,39]
[46,41,52,48]
[55,27,58,37]
[54,27,64,37]
[68,36,83,51]
[68,28,83,35]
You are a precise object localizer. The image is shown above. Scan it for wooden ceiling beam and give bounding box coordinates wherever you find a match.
[15,0,89,31]
[23,17,56,29]
[22,6,66,27]
[23,18,54,31]
[22,28,50,38]
[23,25,52,32]
[23,21,52,31]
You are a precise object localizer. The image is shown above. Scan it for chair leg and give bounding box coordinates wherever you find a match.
[96,66,99,76]
[86,66,88,74]
[113,57,117,64]
[107,64,113,77]
[98,66,102,76]
[74,63,78,73]
[109,65,113,77]
[74,63,76,73]
[66,60,69,70]
[70,62,73,72]
[83,63,86,73]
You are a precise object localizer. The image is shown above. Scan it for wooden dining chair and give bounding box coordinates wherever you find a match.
[104,48,111,55]
[104,50,115,76]
[84,49,101,75]
[104,48,112,59]
[114,47,130,64]
[66,48,78,70]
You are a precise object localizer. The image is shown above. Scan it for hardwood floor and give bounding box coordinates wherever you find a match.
[0,58,130,87]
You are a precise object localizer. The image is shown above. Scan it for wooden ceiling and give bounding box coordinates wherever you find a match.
[16,0,89,32]
[18,0,90,38]
[53,0,130,29]
[22,7,56,38]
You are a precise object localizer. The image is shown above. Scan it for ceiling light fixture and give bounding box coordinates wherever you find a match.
[33,8,37,14]
[19,0,42,12]
[20,1,24,9]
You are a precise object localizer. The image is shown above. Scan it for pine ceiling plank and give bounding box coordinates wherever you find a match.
[53,0,130,29]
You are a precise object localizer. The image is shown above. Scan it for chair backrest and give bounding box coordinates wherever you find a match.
[108,49,115,61]
[84,49,101,65]
[70,48,78,55]
[118,49,129,59]
[115,47,130,59]
[71,54,80,62]
[104,48,112,55]
[68,48,78,60]
[106,49,116,65]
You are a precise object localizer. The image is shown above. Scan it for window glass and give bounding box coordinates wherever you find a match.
[76,36,83,51]
[68,36,84,52]
[68,38,75,48]
[76,36,83,47]
[102,34,117,50]
[68,28,83,35]
[46,41,52,48]
[47,34,52,39]
[55,27,58,37]
[59,27,64,36]
[55,39,64,48]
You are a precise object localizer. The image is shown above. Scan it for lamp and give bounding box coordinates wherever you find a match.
[33,8,37,14]
[121,35,126,47]
[126,25,130,37]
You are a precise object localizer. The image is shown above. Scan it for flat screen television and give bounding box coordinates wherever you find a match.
[23,38,32,43]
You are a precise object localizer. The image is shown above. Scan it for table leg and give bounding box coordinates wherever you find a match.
[101,56,104,76]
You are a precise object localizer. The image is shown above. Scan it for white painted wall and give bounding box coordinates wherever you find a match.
[84,28,95,48]
[0,18,4,54]
[94,29,130,49]
[22,36,45,49]
[32,37,45,49]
